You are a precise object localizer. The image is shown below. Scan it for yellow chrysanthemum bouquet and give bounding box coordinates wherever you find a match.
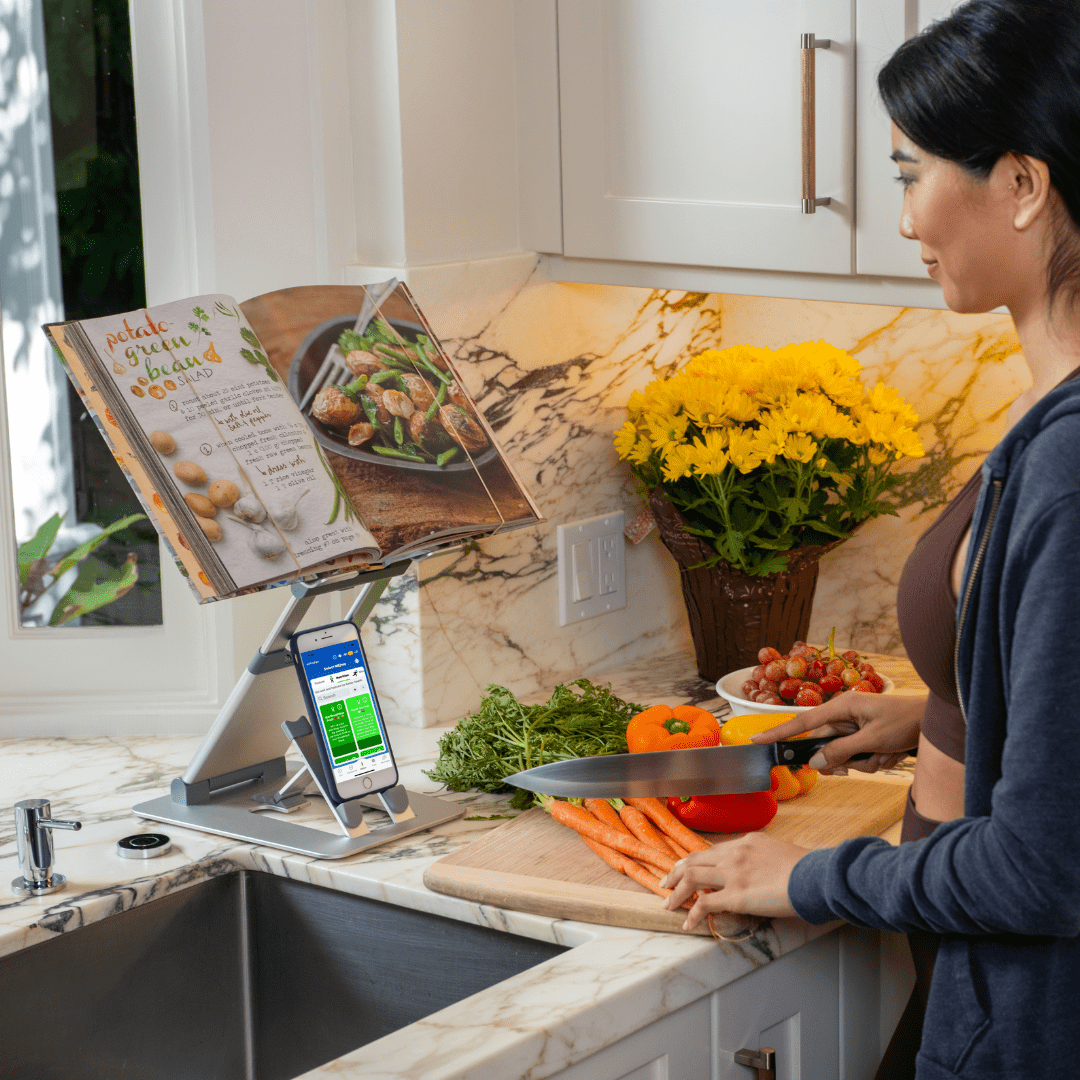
[615,341,924,576]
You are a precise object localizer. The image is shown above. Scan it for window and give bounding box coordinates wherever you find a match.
[4,0,161,628]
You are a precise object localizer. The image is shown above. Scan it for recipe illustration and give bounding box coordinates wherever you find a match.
[44,282,542,602]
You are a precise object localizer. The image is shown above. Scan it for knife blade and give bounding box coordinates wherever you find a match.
[503,736,868,799]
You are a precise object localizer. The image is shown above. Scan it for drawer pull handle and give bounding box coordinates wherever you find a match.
[801,32,832,213]
[734,1046,776,1079]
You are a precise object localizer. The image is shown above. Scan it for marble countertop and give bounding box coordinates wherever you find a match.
[0,650,917,1079]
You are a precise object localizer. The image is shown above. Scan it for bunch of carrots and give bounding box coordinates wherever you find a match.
[537,793,710,909]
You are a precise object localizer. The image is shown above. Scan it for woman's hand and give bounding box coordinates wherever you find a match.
[749,692,926,773]
[659,835,809,929]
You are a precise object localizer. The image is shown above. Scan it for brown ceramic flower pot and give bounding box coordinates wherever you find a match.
[649,490,843,682]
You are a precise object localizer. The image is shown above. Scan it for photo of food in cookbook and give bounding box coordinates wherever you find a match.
[43,281,541,603]
[242,283,538,557]
[296,305,491,470]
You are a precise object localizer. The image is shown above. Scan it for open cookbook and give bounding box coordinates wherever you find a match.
[44,281,542,603]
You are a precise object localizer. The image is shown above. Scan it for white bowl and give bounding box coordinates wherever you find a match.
[715,665,895,717]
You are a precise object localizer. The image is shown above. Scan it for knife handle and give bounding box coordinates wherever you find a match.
[774,737,874,767]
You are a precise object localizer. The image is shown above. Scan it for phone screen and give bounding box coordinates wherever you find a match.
[300,639,393,784]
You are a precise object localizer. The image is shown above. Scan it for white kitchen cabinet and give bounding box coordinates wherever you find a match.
[519,0,963,306]
[548,932,859,1080]
[856,0,965,278]
[558,0,855,276]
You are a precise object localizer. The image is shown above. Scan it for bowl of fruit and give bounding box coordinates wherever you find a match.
[715,639,893,717]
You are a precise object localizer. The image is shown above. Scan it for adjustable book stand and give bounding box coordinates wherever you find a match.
[133,564,463,858]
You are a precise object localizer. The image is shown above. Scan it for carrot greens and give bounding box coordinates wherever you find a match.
[424,679,641,809]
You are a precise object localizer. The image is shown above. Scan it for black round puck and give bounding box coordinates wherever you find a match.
[117,833,172,859]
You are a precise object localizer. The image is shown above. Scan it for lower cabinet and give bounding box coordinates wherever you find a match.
[550,927,886,1080]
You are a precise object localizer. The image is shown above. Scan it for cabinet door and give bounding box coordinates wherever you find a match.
[856,0,967,277]
[549,994,712,1080]
[558,0,855,275]
[713,933,840,1079]
[548,933,840,1080]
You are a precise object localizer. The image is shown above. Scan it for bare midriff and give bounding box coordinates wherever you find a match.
[912,732,966,821]
[910,521,972,823]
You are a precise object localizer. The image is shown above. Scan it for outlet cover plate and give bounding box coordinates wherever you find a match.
[557,512,626,626]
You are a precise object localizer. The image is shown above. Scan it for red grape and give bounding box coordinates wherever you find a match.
[740,640,887,706]
[779,677,803,699]
[764,660,786,682]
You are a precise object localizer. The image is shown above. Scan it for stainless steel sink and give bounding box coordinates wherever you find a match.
[0,870,568,1079]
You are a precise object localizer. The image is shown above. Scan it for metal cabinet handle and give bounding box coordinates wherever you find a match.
[734,1046,776,1079]
[801,33,832,214]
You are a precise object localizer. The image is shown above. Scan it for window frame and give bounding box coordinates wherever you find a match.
[0,0,233,736]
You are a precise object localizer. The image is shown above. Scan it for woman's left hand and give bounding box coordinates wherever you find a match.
[659,834,810,931]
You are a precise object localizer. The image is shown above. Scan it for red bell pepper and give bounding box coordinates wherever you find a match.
[666,772,779,834]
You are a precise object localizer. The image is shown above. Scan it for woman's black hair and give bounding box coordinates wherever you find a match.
[879,0,1080,308]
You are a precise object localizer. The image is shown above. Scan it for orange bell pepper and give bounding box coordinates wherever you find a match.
[720,712,818,800]
[626,703,720,753]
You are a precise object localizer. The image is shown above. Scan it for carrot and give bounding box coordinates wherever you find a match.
[582,836,668,897]
[624,797,711,853]
[635,853,673,878]
[585,798,633,836]
[587,799,666,872]
[666,838,690,859]
[540,797,678,872]
[615,802,680,859]
[582,837,691,909]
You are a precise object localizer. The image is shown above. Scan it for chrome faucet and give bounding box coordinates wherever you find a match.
[11,799,82,896]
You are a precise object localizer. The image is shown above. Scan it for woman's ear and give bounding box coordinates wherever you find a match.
[1009,154,1053,231]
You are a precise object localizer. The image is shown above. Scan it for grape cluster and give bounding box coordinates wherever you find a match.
[740,641,885,708]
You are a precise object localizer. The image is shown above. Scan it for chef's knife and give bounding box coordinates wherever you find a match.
[503,737,871,799]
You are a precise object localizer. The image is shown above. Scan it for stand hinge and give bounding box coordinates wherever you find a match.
[734,1046,776,1080]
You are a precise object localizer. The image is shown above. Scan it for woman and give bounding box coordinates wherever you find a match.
[660,2,1080,1077]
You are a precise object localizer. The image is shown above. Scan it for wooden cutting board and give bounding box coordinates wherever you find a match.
[423,775,908,936]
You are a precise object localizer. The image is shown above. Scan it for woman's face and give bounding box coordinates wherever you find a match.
[891,125,1024,314]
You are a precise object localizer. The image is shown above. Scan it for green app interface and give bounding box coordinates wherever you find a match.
[302,639,392,782]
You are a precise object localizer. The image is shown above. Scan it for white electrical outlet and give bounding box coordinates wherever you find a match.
[557,512,626,626]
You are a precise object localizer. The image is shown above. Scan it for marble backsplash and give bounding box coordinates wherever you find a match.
[360,258,1026,726]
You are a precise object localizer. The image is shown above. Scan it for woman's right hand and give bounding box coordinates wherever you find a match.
[748,692,926,773]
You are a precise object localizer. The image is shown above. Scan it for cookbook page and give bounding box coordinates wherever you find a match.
[241,283,542,560]
[46,324,219,602]
[76,296,380,592]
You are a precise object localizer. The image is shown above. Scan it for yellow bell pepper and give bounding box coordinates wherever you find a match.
[720,713,818,800]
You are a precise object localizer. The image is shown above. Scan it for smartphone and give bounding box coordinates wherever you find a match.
[290,621,398,802]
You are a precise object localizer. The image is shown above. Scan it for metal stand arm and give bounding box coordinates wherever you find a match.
[173,564,403,805]
[132,562,464,858]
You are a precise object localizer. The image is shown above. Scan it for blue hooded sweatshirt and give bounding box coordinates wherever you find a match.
[788,375,1080,1079]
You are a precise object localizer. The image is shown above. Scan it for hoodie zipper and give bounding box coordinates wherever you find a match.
[954,479,1003,725]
